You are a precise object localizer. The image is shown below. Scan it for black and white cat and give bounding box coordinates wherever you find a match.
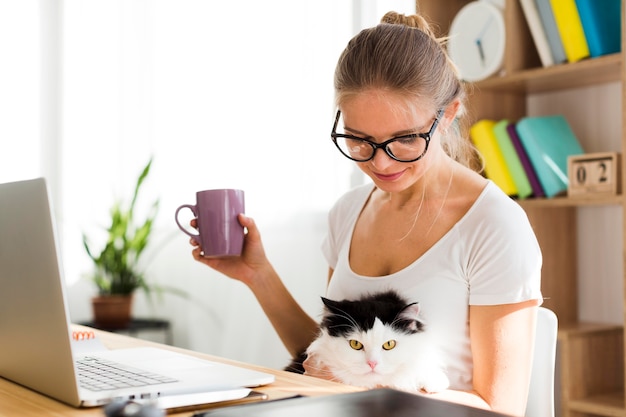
[286,290,449,394]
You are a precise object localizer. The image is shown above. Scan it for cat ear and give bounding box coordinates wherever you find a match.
[398,302,423,332]
[401,302,420,318]
[321,296,341,312]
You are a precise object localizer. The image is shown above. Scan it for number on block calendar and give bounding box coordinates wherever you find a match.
[568,152,621,197]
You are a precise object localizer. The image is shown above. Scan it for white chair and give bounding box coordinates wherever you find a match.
[525,307,558,417]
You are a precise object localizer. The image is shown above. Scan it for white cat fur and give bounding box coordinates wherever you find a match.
[306,303,449,393]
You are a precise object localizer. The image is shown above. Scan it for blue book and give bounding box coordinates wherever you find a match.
[515,115,585,198]
[535,0,568,64]
[575,0,621,57]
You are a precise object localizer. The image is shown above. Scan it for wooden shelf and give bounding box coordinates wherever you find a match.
[517,194,623,209]
[558,322,624,336]
[568,393,625,417]
[477,54,623,94]
[559,323,624,417]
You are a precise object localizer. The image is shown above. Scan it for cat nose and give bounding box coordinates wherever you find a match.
[367,360,377,370]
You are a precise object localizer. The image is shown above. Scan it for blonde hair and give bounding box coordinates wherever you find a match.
[334,11,479,171]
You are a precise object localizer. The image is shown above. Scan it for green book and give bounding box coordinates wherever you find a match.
[493,120,533,199]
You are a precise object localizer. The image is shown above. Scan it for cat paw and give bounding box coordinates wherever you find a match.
[419,372,450,394]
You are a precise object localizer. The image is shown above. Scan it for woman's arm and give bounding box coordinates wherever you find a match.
[428,300,539,416]
[469,300,539,415]
[191,214,319,357]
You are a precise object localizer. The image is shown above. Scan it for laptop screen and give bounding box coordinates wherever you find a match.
[0,178,82,406]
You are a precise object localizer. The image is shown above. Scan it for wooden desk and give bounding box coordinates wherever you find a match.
[0,326,360,417]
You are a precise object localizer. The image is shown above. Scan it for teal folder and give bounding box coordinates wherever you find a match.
[493,120,533,199]
[575,0,621,57]
[515,115,584,198]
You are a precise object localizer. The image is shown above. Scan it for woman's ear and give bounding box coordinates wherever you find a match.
[441,99,462,131]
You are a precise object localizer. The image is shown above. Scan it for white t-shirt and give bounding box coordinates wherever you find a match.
[321,181,542,390]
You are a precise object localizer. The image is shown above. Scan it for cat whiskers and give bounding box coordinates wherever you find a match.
[390,316,417,333]
[325,308,360,333]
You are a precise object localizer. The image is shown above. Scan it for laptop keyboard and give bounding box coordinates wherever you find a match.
[77,356,178,392]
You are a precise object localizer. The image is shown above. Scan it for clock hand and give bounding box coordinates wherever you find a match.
[474,16,493,67]
[476,39,486,65]
[476,16,494,41]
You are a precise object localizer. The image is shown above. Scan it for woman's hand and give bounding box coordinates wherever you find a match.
[302,353,336,382]
[190,213,270,287]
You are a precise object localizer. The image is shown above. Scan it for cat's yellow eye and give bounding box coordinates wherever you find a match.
[382,340,397,350]
[349,339,363,350]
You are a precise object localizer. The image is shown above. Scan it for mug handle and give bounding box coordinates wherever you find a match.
[175,204,201,241]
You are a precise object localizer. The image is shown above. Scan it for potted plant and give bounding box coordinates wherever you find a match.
[82,158,159,328]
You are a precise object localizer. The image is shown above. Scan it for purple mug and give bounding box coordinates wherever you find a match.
[175,189,245,257]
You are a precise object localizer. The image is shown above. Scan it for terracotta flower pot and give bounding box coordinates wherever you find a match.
[91,295,133,329]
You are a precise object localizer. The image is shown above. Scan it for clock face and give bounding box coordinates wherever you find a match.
[448,1,506,82]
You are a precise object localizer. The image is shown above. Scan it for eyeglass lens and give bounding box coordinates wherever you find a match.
[334,135,427,162]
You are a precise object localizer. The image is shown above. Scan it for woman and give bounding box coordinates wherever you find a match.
[190,12,542,416]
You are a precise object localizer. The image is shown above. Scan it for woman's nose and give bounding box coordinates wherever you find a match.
[369,147,396,170]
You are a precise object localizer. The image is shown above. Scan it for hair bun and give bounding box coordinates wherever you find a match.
[380,11,436,39]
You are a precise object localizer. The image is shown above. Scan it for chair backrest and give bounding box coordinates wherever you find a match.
[525,307,558,417]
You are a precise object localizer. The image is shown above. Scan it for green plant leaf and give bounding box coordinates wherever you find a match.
[82,158,162,297]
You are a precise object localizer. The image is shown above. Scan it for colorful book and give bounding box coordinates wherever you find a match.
[506,123,545,198]
[521,0,555,67]
[535,0,568,64]
[469,120,518,196]
[549,0,590,62]
[575,0,621,57]
[515,115,585,198]
[493,120,533,199]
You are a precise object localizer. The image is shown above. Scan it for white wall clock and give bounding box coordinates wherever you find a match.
[448,0,506,82]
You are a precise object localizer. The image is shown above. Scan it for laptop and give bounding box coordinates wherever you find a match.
[0,177,274,407]
[196,388,511,417]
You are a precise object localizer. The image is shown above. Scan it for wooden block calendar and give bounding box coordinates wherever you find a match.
[568,152,621,197]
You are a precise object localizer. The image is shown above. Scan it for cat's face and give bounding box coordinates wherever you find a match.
[308,291,427,387]
[325,317,424,382]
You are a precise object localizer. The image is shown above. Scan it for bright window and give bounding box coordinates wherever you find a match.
[3,0,415,367]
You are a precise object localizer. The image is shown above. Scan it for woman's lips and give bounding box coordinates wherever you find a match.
[373,170,405,181]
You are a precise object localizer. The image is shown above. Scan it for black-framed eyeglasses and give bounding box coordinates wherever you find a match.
[331,108,444,163]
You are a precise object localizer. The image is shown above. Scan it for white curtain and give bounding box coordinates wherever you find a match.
[2,0,415,368]
[0,0,41,183]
